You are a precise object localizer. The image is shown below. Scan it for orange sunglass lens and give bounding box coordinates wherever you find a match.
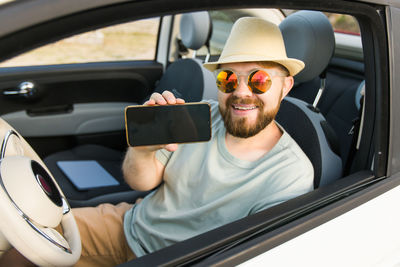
[216,70,237,93]
[249,70,272,94]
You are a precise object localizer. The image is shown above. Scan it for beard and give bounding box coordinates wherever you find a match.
[219,94,281,138]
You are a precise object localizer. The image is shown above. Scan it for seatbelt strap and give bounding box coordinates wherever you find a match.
[344,116,361,175]
[344,83,365,175]
[312,70,327,108]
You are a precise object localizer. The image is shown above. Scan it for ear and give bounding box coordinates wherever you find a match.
[281,76,294,100]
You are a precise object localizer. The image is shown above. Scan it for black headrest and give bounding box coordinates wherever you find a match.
[279,11,335,82]
[180,11,212,50]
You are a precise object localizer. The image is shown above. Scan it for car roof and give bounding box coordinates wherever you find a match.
[0,0,399,39]
[0,0,129,37]
[361,0,400,7]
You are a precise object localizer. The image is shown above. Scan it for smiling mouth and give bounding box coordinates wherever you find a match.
[232,104,258,111]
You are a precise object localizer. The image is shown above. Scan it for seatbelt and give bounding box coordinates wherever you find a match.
[312,71,327,109]
[344,82,365,175]
[192,41,211,63]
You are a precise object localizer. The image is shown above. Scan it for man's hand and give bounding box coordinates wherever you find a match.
[122,90,185,191]
[144,90,185,106]
[140,90,185,152]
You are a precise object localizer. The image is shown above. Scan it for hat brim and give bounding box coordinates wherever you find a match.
[203,55,305,76]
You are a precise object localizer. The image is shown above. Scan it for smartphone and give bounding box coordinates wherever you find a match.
[125,103,211,147]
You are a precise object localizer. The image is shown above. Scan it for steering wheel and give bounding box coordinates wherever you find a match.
[0,118,81,266]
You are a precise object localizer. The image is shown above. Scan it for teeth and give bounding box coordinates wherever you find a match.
[233,105,256,110]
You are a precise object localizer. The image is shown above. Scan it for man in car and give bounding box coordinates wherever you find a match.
[0,17,313,266]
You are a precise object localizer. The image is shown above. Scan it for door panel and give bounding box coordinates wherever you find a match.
[2,102,133,137]
[0,15,163,157]
[0,61,163,156]
[0,61,163,116]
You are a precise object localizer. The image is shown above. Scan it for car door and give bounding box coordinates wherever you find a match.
[0,16,164,157]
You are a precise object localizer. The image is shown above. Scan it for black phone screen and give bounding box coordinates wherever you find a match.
[125,103,211,146]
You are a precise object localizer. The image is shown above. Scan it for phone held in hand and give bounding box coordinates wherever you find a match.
[125,103,212,147]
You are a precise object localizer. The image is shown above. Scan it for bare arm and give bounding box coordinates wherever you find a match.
[122,90,184,191]
[122,146,166,191]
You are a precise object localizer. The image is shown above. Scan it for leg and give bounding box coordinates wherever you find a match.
[68,202,136,267]
[0,248,34,267]
[0,202,135,267]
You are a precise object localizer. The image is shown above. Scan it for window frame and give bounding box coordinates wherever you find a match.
[0,0,391,265]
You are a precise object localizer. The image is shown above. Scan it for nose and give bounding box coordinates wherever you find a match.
[233,76,252,97]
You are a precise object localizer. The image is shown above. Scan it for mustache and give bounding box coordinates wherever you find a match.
[226,95,264,108]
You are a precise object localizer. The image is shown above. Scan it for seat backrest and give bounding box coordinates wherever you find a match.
[280,11,335,84]
[276,97,341,188]
[277,11,342,188]
[154,11,218,102]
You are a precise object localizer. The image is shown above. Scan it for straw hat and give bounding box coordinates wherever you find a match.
[203,17,305,76]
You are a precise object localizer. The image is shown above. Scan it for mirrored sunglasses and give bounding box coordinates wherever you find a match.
[214,68,286,94]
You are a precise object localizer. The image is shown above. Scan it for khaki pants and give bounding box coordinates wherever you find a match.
[59,202,136,267]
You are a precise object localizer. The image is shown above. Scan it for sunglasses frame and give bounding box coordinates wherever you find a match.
[213,67,287,94]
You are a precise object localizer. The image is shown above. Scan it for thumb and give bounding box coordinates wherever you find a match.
[164,143,178,152]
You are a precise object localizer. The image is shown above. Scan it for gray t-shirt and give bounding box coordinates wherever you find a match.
[124,100,314,257]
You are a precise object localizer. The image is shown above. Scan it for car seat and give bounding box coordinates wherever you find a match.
[44,11,217,207]
[151,11,217,102]
[284,17,364,169]
[277,10,342,187]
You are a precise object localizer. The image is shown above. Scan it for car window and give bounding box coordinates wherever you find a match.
[188,10,360,58]
[0,17,160,67]
[326,13,360,35]
[169,9,284,61]
[199,9,285,57]
[283,10,360,35]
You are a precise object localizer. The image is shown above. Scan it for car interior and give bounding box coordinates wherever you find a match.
[33,9,360,207]
[0,0,386,265]
[42,11,220,207]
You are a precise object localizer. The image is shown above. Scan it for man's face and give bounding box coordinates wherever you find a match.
[217,62,291,138]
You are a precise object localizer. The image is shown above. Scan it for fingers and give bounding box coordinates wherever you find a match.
[164,143,179,152]
[145,90,185,106]
[176,98,185,104]
[139,90,183,152]
[143,98,156,105]
[161,91,175,104]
